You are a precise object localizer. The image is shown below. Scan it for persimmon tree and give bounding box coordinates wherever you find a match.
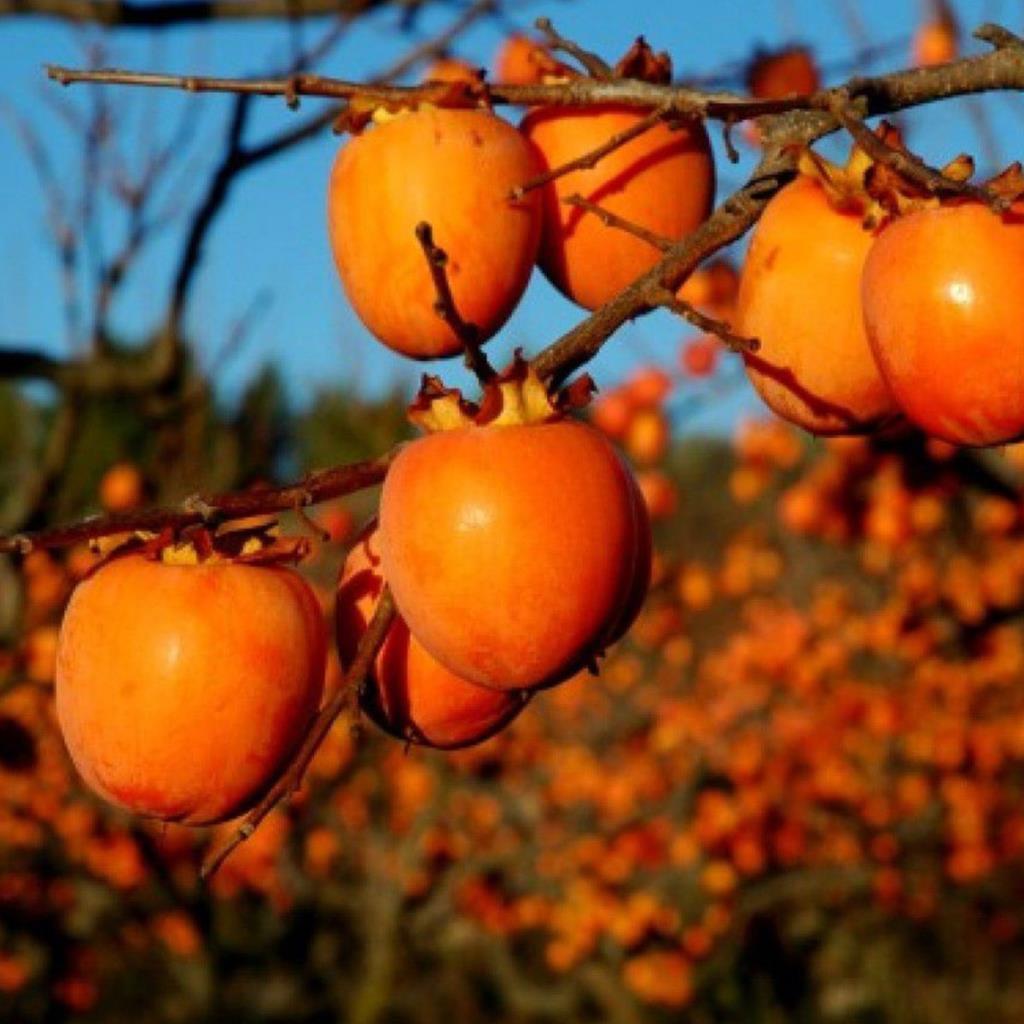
[5,0,1024,886]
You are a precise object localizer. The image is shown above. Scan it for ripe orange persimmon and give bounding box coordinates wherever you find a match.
[681,335,719,377]
[99,462,144,513]
[861,201,1024,446]
[520,105,714,310]
[423,57,481,84]
[328,108,542,358]
[737,174,897,435]
[912,19,958,67]
[56,554,326,825]
[748,46,820,99]
[379,404,644,691]
[494,34,553,85]
[336,526,525,748]
[624,407,670,466]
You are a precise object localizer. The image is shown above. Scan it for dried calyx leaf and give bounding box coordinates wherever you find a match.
[83,516,310,577]
[614,37,673,84]
[408,352,596,433]
[333,81,491,136]
[797,121,982,228]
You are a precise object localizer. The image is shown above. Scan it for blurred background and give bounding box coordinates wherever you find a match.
[5,0,1024,1020]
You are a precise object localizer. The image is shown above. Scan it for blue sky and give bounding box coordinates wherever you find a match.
[1,0,1020,432]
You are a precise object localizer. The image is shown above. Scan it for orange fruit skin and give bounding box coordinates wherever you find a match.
[520,105,714,310]
[379,421,640,690]
[737,176,897,435]
[336,527,524,749]
[56,556,326,825]
[862,202,1024,447]
[328,108,542,359]
[423,57,479,83]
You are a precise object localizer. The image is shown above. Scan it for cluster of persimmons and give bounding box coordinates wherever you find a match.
[45,8,1003,839]
[8,401,1024,1012]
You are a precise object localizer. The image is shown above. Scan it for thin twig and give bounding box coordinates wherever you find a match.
[533,16,613,79]
[414,222,495,385]
[201,586,396,880]
[652,289,759,354]
[562,193,672,251]
[826,92,1006,209]
[0,448,398,554]
[510,106,668,200]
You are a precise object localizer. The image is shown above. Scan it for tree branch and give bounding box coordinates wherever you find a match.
[1,0,394,27]
[414,222,495,385]
[201,585,396,879]
[0,448,398,554]
[510,106,669,201]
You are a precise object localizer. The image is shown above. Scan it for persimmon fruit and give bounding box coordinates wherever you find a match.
[861,200,1024,447]
[494,34,553,85]
[55,554,326,825]
[379,410,646,691]
[336,525,524,748]
[681,335,719,377]
[520,105,714,310]
[328,107,542,358]
[423,57,481,84]
[99,462,144,513]
[737,174,898,435]
[747,46,820,99]
[912,19,957,67]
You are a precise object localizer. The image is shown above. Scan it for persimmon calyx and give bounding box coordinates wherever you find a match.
[407,353,595,433]
[335,84,492,136]
[796,121,976,227]
[613,37,673,84]
[85,517,310,577]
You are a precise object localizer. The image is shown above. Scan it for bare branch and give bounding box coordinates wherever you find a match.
[414,222,495,385]
[0,448,398,555]
[531,156,792,386]
[1,0,394,28]
[825,92,1005,209]
[201,586,396,879]
[652,289,759,354]
[510,106,669,201]
[534,15,613,79]
[562,193,671,252]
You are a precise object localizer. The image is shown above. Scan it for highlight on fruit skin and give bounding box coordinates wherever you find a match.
[55,552,326,826]
[336,525,526,750]
[520,103,715,311]
[327,106,542,359]
[736,146,899,436]
[861,195,1024,448]
[378,368,649,692]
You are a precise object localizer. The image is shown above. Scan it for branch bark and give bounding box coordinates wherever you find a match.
[0,448,398,554]
[201,585,396,879]
[1,0,393,27]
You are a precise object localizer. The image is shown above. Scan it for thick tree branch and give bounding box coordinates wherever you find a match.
[0,448,398,554]
[1,0,393,27]
[532,155,791,386]
[201,586,396,879]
